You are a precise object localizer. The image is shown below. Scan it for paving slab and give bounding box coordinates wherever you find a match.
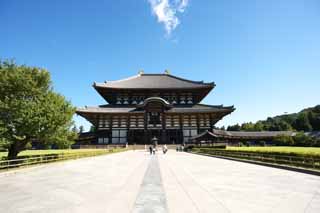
[0,150,149,213]
[1,150,320,213]
[132,155,168,213]
[158,151,320,213]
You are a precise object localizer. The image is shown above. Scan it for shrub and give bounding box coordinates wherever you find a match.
[273,135,294,146]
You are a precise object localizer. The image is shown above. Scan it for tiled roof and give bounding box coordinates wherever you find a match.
[94,73,215,89]
[212,129,295,138]
[190,130,295,141]
[76,104,234,114]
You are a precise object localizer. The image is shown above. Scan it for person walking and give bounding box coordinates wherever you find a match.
[163,144,168,154]
[149,145,153,155]
[152,144,156,155]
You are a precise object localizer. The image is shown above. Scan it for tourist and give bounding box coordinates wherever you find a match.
[163,144,168,154]
[152,146,156,155]
[149,145,152,155]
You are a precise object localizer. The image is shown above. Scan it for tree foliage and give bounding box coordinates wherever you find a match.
[0,60,76,159]
[226,105,320,132]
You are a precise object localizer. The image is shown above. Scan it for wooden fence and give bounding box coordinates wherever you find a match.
[0,148,125,171]
[191,148,320,170]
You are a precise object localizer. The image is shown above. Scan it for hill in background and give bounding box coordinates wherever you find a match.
[226,105,320,132]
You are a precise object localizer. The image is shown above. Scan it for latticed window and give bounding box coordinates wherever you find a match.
[183,129,198,143]
[190,115,197,127]
[166,115,172,127]
[112,129,127,143]
[112,116,119,127]
[137,115,144,127]
[120,116,127,127]
[104,119,110,127]
[199,114,205,127]
[173,115,180,127]
[99,119,104,128]
[130,116,137,127]
[183,115,189,127]
[204,114,210,127]
[98,138,109,144]
[149,112,161,125]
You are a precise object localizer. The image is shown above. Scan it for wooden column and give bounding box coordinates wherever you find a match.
[161,109,166,144]
[144,111,148,144]
[209,114,214,131]
[109,116,113,144]
[196,114,200,135]
[179,114,183,144]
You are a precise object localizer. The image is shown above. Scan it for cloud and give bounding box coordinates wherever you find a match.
[148,0,189,36]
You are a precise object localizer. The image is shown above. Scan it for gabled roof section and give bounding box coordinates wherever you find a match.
[94,73,215,89]
[137,97,173,109]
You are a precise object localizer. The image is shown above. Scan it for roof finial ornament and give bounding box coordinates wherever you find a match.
[138,70,144,75]
[164,69,170,75]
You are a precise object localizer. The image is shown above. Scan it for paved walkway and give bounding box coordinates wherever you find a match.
[0,150,320,213]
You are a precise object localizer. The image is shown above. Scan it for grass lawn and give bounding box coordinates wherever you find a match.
[226,146,320,157]
[0,149,112,159]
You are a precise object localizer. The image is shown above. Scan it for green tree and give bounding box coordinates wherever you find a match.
[273,135,294,146]
[241,122,255,131]
[294,113,312,132]
[254,121,264,131]
[308,111,320,131]
[227,124,241,131]
[293,132,314,147]
[0,60,75,159]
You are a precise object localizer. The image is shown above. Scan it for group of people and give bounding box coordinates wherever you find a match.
[147,144,168,155]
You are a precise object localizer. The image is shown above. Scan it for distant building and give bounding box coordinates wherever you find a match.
[76,72,235,145]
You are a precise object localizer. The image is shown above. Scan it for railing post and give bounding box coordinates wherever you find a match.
[289,156,292,166]
[312,157,315,169]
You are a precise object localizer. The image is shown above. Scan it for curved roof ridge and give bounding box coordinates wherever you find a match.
[137,96,172,108]
[104,73,141,84]
[164,73,215,85]
[196,103,235,109]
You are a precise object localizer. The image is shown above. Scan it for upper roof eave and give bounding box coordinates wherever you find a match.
[92,73,216,90]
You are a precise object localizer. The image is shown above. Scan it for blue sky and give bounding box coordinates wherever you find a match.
[1,0,320,130]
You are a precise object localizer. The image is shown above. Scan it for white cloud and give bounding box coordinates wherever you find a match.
[148,0,189,36]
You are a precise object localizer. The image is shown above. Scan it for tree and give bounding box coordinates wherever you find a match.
[241,122,255,131]
[294,113,312,132]
[273,135,294,146]
[0,60,75,159]
[254,121,264,131]
[227,124,241,131]
[308,111,320,131]
[293,132,314,147]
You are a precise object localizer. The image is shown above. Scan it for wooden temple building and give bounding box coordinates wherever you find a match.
[76,71,235,145]
[190,129,295,145]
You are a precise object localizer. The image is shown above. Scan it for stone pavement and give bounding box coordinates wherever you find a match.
[0,150,320,213]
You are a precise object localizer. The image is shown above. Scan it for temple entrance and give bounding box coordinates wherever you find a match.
[166,129,183,144]
[150,130,161,140]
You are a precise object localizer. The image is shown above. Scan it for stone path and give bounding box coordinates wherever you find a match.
[0,150,320,213]
[132,155,168,213]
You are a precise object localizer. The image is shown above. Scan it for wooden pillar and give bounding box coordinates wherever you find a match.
[179,114,183,144]
[126,116,130,144]
[196,114,200,135]
[109,116,113,144]
[144,111,148,144]
[209,114,214,131]
[161,110,166,144]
